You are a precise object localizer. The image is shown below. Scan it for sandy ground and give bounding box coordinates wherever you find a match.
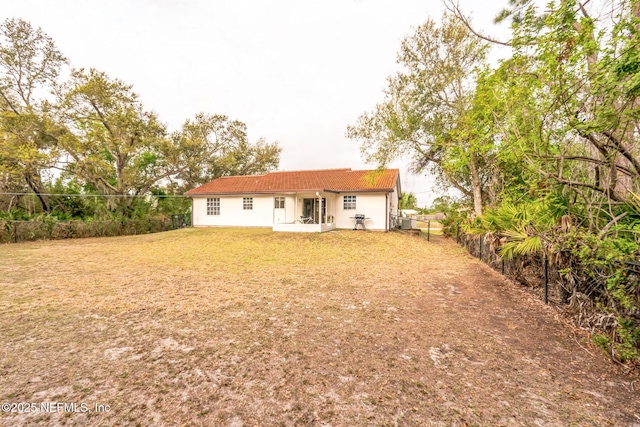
[0,228,638,426]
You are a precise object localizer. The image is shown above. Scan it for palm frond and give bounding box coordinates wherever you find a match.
[516,235,542,256]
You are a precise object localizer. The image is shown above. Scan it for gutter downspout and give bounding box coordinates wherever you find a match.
[385,193,388,231]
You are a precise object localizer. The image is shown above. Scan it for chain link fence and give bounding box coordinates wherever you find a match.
[455,228,640,363]
[457,231,566,303]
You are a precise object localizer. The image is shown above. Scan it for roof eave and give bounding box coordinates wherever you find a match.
[187,188,395,197]
[334,188,395,193]
[186,188,343,196]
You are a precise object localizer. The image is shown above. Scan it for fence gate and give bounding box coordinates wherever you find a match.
[171,214,191,229]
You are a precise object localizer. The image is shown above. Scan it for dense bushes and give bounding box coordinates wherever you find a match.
[0,216,189,243]
[447,199,640,365]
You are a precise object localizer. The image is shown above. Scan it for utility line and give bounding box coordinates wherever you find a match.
[0,192,188,198]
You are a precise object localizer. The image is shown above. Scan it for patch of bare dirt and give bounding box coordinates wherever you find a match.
[0,228,638,426]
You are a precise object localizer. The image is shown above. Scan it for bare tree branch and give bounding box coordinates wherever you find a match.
[602,130,640,175]
[598,211,627,239]
[89,99,115,138]
[577,1,592,19]
[551,176,624,202]
[442,0,513,47]
[540,155,635,177]
[0,88,19,114]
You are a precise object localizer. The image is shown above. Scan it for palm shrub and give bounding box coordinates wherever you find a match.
[466,194,567,260]
[466,194,639,363]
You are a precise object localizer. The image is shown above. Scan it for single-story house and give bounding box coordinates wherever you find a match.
[185,168,401,232]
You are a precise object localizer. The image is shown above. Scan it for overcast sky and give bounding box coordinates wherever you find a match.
[3,0,511,207]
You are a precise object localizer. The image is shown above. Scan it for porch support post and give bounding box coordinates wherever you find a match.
[318,193,323,232]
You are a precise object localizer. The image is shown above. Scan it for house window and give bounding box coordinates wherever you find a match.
[207,198,220,215]
[343,195,356,210]
[274,196,285,209]
[243,197,253,210]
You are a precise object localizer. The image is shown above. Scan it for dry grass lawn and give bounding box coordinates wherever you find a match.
[0,228,638,426]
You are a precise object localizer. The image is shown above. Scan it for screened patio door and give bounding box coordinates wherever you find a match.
[303,198,326,223]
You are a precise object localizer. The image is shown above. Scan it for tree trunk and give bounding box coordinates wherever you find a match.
[469,154,483,217]
[24,172,50,213]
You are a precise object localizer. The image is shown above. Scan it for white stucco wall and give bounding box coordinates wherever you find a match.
[334,193,389,231]
[192,191,395,230]
[192,195,274,227]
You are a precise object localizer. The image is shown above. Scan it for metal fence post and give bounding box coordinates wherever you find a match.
[479,236,483,261]
[427,220,430,241]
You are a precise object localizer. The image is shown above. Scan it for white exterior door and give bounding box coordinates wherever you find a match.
[274,196,286,224]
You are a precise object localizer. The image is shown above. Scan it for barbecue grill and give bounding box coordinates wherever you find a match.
[353,214,366,230]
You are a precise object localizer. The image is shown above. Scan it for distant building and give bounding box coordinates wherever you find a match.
[400,209,419,217]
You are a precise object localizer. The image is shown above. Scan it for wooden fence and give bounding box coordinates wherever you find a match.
[415,213,446,221]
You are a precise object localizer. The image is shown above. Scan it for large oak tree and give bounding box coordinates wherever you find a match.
[0,18,67,212]
[347,13,490,215]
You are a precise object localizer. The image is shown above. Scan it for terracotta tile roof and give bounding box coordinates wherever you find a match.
[185,168,399,195]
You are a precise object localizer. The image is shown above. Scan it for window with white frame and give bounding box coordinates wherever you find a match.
[343,195,356,210]
[274,196,285,209]
[243,197,253,210]
[207,198,220,215]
